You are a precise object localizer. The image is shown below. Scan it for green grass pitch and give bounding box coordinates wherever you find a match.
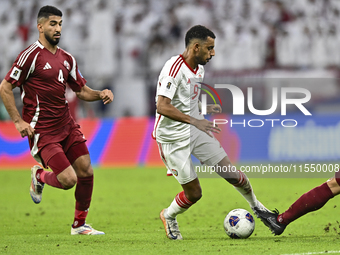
[1,166,340,255]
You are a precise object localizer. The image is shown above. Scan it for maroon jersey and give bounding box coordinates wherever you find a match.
[5,40,86,132]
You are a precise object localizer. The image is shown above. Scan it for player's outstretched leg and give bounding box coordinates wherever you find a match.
[160,209,183,240]
[30,165,45,204]
[257,179,338,235]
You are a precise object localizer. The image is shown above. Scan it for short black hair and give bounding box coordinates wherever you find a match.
[37,5,62,22]
[185,25,216,47]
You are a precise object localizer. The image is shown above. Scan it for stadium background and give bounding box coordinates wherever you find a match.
[1,0,340,168]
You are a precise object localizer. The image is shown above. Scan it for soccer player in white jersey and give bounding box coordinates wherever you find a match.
[153,25,272,240]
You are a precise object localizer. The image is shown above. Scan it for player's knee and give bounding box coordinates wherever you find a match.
[61,177,77,190]
[193,191,202,202]
[58,173,77,189]
[186,189,202,203]
[217,156,232,168]
[73,155,93,177]
[83,163,93,176]
[216,159,238,182]
[78,164,93,178]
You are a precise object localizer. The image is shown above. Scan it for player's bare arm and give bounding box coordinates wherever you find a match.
[75,85,113,104]
[0,79,35,138]
[157,95,221,137]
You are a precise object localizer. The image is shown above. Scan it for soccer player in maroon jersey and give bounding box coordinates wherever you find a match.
[255,172,340,235]
[0,6,113,235]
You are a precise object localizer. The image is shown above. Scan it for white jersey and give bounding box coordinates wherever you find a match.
[153,54,205,143]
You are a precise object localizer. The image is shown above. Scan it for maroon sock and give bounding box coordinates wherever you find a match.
[39,170,64,189]
[72,175,93,228]
[277,182,334,225]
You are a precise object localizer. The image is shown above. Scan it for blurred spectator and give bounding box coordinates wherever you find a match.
[85,0,117,82]
[265,24,278,68]
[311,26,327,68]
[296,26,313,68]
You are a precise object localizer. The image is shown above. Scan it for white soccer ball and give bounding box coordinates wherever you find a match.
[224,209,255,239]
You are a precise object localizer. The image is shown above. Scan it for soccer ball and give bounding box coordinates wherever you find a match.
[224,209,255,239]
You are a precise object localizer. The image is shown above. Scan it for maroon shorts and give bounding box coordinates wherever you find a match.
[29,121,89,174]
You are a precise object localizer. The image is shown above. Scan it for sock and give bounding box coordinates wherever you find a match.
[73,209,89,228]
[166,191,195,219]
[38,170,64,189]
[277,182,334,225]
[72,175,93,228]
[233,170,257,208]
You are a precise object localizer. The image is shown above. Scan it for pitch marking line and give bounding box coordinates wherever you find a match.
[281,251,340,255]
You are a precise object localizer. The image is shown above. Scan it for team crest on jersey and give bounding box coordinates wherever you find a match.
[171,169,178,176]
[166,82,172,89]
[64,60,70,70]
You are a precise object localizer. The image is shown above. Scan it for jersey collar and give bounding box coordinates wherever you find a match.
[36,40,44,49]
[180,54,198,74]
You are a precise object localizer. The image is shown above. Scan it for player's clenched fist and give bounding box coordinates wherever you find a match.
[100,89,114,105]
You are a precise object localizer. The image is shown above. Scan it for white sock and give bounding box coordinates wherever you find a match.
[233,170,258,208]
[165,191,193,219]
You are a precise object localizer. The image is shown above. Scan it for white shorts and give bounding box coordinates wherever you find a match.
[157,132,227,185]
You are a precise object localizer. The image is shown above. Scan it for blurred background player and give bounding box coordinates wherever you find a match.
[0,5,113,235]
[154,25,272,240]
[256,171,340,235]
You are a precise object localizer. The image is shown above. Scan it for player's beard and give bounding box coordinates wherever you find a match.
[198,56,210,66]
[196,53,212,66]
[45,32,60,46]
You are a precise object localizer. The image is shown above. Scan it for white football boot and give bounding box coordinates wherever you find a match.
[71,224,105,235]
[30,165,45,204]
[160,209,183,240]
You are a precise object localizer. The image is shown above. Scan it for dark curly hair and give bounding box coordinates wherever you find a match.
[37,5,62,22]
[185,25,216,47]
